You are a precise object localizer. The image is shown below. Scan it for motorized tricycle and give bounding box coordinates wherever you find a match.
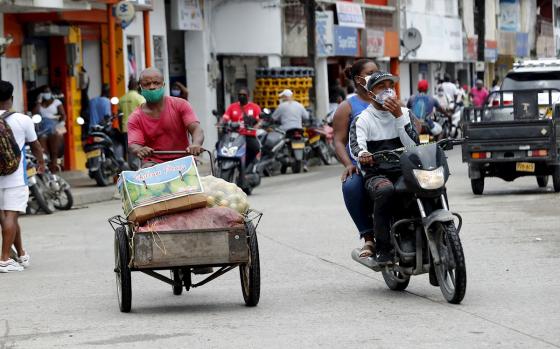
[462,88,560,194]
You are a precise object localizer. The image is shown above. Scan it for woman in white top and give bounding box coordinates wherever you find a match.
[33,86,66,172]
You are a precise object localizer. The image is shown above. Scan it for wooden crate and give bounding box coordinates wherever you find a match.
[132,227,249,269]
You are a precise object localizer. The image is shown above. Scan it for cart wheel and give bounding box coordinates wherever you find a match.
[171,269,183,296]
[240,222,260,306]
[114,227,132,313]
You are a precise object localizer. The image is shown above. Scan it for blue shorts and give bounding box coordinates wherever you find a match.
[37,118,57,137]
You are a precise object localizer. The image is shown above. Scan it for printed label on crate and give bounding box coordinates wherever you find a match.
[118,156,204,214]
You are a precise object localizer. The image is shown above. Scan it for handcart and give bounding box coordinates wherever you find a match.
[108,150,262,313]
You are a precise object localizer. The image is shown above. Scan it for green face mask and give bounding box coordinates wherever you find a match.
[141,87,165,103]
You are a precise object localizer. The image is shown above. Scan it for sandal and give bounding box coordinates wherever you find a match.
[359,241,375,258]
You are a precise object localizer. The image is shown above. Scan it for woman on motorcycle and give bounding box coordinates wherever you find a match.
[33,86,66,172]
[332,59,378,257]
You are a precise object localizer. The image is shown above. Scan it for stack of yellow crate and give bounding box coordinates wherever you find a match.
[253,67,313,109]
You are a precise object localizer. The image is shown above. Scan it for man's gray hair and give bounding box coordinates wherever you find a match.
[139,67,164,81]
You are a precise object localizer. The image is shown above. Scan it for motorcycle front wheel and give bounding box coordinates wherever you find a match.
[433,222,467,304]
[317,140,332,165]
[30,178,55,214]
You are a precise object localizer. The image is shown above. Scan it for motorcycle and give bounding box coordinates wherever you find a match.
[25,146,73,214]
[351,138,467,304]
[281,128,307,174]
[304,118,335,166]
[215,122,261,195]
[255,112,288,177]
[77,115,128,186]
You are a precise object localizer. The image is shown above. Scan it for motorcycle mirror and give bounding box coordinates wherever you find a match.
[110,97,119,105]
[76,116,85,125]
[31,114,42,124]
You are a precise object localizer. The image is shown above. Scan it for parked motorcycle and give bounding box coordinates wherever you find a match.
[304,118,335,165]
[255,112,289,177]
[77,115,128,186]
[281,128,307,174]
[351,138,466,304]
[26,146,73,214]
[215,122,261,195]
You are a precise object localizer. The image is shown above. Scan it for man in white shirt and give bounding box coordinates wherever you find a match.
[0,80,45,273]
[441,75,458,105]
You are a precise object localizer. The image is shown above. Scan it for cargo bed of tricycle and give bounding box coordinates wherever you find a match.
[461,88,560,194]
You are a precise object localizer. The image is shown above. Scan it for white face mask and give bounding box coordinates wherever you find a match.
[42,92,52,101]
[370,88,396,105]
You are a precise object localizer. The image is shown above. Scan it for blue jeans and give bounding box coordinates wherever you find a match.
[342,173,374,237]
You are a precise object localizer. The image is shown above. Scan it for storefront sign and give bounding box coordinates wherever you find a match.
[316,11,334,57]
[466,37,477,61]
[406,13,463,61]
[498,31,516,55]
[334,26,358,56]
[336,2,365,28]
[114,1,136,29]
[484,40,498,62]
[366,29,384,57]
[499,0,520,32]
[171,0,203,31]
[516,32,529,57]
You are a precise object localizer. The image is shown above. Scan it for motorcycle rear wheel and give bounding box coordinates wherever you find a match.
[433,222,467,304]
[317,141,332,165]
[382,268,410,291]
[292,160,302,173]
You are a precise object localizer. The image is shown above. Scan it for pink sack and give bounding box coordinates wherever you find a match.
[137,206,244,232]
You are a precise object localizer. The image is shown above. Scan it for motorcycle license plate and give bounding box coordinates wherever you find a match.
[419,134,430,144]
[86,149,101,159]
[516,162,535,172]
[26,168,37,177]
[309,135,320,144]
[292,142,305,150]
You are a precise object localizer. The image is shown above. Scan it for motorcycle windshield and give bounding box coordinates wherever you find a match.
[400,143,445,171]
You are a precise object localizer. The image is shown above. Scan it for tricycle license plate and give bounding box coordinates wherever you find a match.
[86,149,101,159]
[292,142,305,149]
[26,168,37,177]
[516,162,535,172]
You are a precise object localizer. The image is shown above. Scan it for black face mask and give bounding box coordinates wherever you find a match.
[238,95,248,105]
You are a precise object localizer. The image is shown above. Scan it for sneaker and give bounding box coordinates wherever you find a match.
[0,259,24,273]
[17,253,30,268]
[375,249,394,266]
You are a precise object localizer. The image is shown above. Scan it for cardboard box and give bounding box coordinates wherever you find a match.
[118,156,207,223]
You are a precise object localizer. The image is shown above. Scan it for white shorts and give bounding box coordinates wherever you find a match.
[0,186,29,213]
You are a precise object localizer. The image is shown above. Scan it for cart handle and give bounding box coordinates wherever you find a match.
[152,149,215,176]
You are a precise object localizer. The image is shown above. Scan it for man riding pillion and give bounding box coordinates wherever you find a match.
[222,87,261,167]
[349,71,419,265]
[127,67,204,167]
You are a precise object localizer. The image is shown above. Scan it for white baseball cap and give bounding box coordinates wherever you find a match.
[278,89,293,98]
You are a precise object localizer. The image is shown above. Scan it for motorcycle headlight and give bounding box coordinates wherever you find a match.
[413,167,445,190]
[221,146,238,157]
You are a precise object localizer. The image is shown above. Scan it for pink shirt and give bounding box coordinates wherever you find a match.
[128,96,200,163]
[471,87,489,108]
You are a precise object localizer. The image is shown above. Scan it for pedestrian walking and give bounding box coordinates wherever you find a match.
[89,84,112,129]
[469,79,489,108]
[119,78,145,169]
[0,80,45,272]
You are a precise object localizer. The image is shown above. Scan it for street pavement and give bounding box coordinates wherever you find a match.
[1,149,559,348]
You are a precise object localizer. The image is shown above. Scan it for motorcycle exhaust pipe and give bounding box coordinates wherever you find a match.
[271,140,287,153]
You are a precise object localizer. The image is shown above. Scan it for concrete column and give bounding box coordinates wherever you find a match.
[185,30,218,149]
[267,55,281,67]
[315,57,329,120]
